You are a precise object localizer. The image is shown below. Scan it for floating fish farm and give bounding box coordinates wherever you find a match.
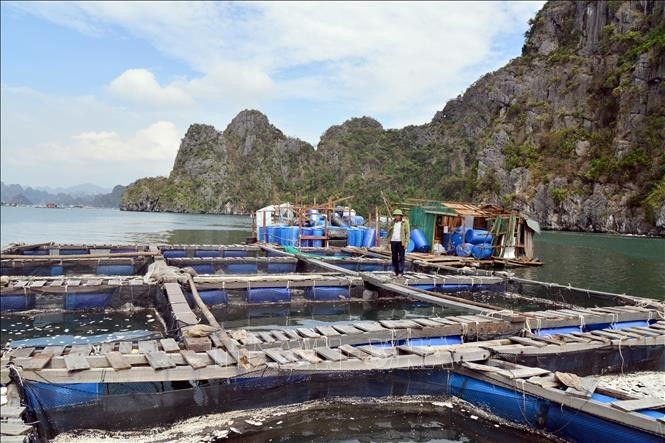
[1,241,664,442]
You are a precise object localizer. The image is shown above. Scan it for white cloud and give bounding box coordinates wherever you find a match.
[10,1,545,117]
[106,69,193,107]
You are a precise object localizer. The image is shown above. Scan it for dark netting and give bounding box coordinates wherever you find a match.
[22,367,454,439]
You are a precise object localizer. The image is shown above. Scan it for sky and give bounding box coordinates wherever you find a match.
[0,1,544,189]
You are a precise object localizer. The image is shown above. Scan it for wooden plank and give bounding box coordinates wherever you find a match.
[66,279,81,286]
[279,350,300,363]
[332,324,363,335]
[0,422,32,436]
[411,318,444,327]
[206,349,235,367]
[145,351,175,370]
[160,338,180,353]
[64,353,90,371]
[356,345,395,358]
[13,354,51,370]
[9,348,35,359]
[40,346,65,357]
[624,327,662,337]
[0,406,25,418]
[612,398,665,412]
[353,321,385,332]
[315,326,341,337]
[314,347,347,361]
[138,340,158,354]
[238,332,262,345]
[297,328,321,339]
[257,332,276,343]
[264,349,290,364]
[68,344,92,355]
[292,349,322,363]
[397,345,435,356]
[180,350,208,369]
[283,329,302,340]
[379,319,420,329]
[509,336,548,348]
[338,344,371,360]
[270,330,290,341]
[118,342,133,354]
[100,343,115,354]
[104,351,131,370]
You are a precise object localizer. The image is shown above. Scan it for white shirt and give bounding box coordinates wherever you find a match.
[391,221,402,242]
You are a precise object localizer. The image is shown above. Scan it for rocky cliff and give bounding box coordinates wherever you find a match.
[121,0,665,234]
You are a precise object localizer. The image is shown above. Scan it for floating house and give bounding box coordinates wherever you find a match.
[404,200,540,263]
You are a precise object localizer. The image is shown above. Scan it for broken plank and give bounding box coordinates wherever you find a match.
[612,398,665,412]
[145,351,175,370]
[338,344,371,360]
[180,350,208,369]
[264,349,290,364]
[118,342,133,354]
[379,319,420,329]
[314,347,347,362]
[64,353,90,371]
[332,324,363,335]
[0,422,32,436]
[9,348,35,359]
[160,338,180,353]
[353,321,385,332]
[41,346,65,357]
[207,349,235,367]
[138,340,158,354]
[356,345,395,358]
[104,351,131,370]
[296,328,321,339]
[397,345,435,356]
[509,336,548,348]
[13,354,52,370]
[315,326,341,337]
[68,344,92,355]
[292,348,322,363]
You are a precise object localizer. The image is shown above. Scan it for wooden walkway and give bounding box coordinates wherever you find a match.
[2,316,662,385]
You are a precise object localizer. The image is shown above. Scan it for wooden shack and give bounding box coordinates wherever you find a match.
[404,200,540,261]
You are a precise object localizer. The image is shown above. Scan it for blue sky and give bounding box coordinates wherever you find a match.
[1,1,544,188]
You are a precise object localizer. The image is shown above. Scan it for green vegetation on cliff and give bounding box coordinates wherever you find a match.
[121,0,665,234]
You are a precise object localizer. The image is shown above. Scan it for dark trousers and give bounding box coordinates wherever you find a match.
[390,241,405,276]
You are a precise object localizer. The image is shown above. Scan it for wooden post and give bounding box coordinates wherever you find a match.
[375,207,380,246]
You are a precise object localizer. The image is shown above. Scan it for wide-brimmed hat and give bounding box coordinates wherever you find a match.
[392,209,403,216]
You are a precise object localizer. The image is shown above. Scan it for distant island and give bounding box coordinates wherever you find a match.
[0,181,126,208]
[120,1,665,236]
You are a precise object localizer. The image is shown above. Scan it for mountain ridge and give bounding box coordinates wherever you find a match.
[120,0,665,235]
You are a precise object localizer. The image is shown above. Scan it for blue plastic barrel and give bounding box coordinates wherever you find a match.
[266,225,279,244]
[406,241,415,253]
[347,228,358,247]
[451,227,464,248]
[456,243,473,257]
[289,226,300,246]
[312,227,324,247]
[471,243,493,259]
[465,229,493,245]
[410,229,430,252]
[356,227,367,246]
[301,227,313,247]
[362,228,376,247]
[379,229,388,238]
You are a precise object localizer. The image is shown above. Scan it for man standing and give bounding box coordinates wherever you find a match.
[387,208,410,277]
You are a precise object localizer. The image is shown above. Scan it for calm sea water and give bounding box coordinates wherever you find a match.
[2,206,662,298]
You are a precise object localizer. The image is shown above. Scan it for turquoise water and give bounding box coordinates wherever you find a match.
[1,206,663,299]
[514,231,665,300]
